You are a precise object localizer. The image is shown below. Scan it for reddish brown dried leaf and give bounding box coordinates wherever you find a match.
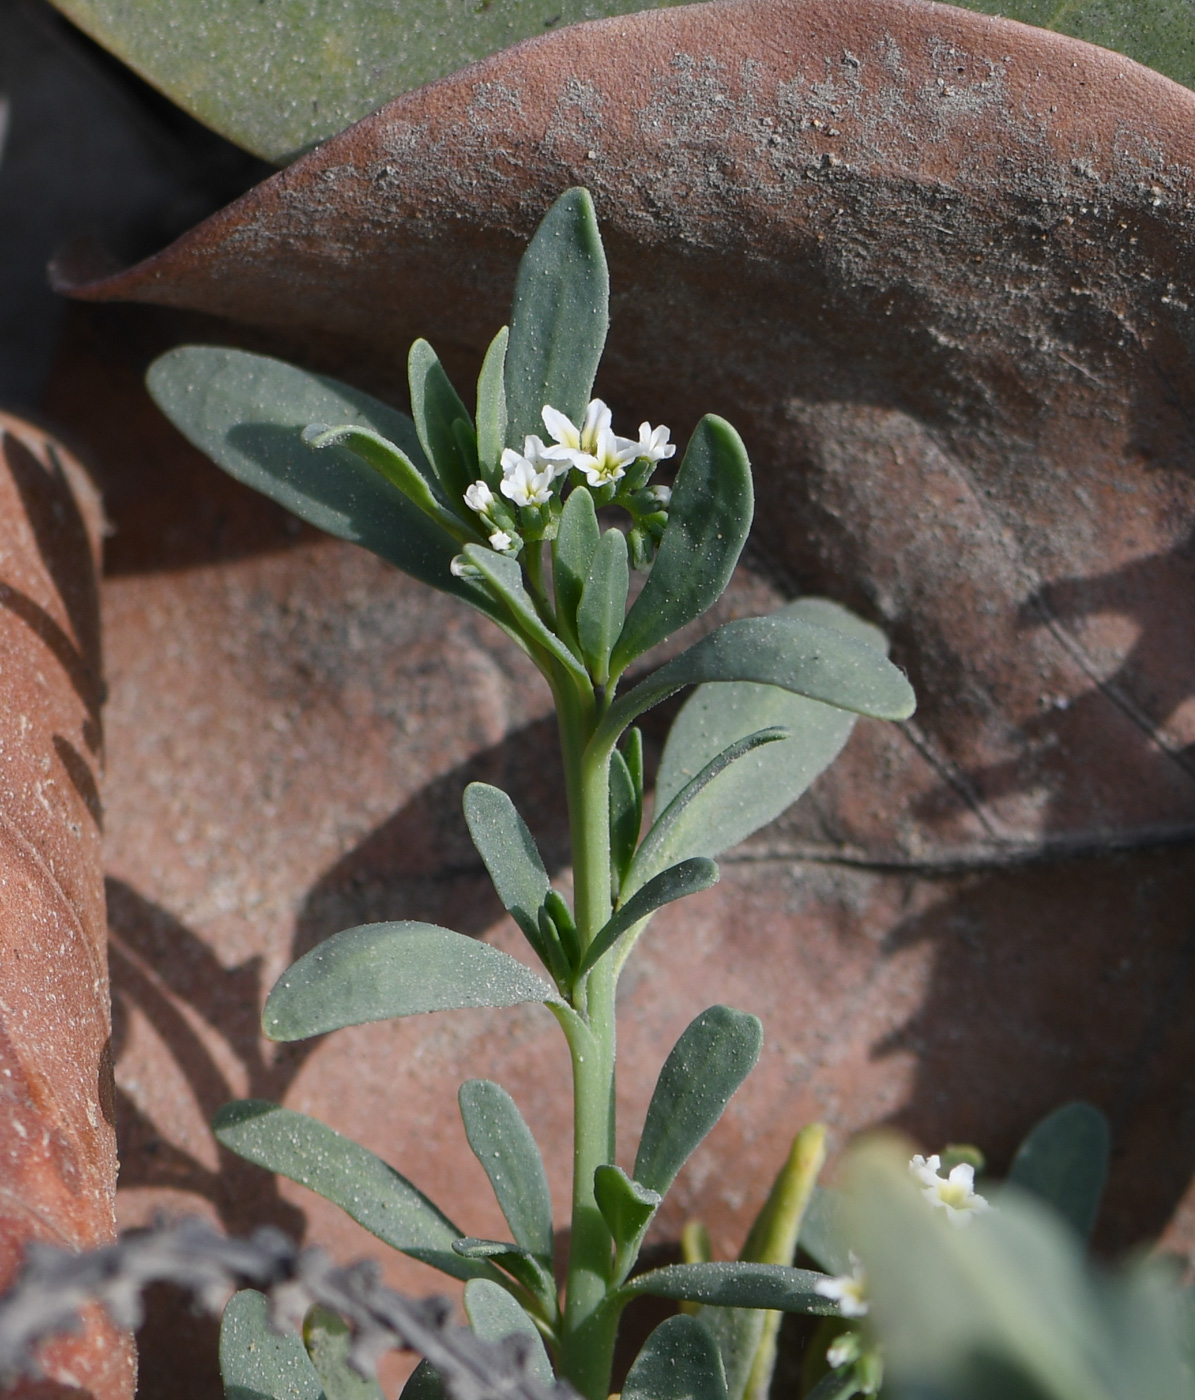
[0,414,133,1400]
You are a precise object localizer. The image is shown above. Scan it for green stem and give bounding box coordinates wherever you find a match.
[554,681,620,1400]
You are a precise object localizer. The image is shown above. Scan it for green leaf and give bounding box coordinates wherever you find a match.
[1008,1102,1110,1243]
[303,1307,384,1400]
[608,744,640,886]
[577,527,629,685]
[398,1363,443,1400]
[552,487,600,653]
[609,416,753,679]
[846,1140,1194,1400]
[221,1290,324,1400]
[408,340,475,505]
[262,922,554,1041]
[458,1079,554,1261]
[622,1263,839,1314]
[634,1005,763,1197]
[462,1280,554,1387]
[594,614,916,758]
[623,1316,728,1400]
[627,728,788,892]
[595,1164,660,1268]
[476,328,509,479]
[639,599,888,882]
[951,0,1195,95]
[146,347,500,621]
[460,545,589,681]
[504,189,608,447]
[214,1100,499,1283]
[577,858,719,981]
[452,1240,557,1311]
[462,783,551,956]
[300,423,467,540]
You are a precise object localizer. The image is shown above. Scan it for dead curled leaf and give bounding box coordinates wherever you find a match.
[0,414,133,1400]
[60,0,1195,867]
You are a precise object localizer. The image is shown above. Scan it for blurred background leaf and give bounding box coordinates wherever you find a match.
[44,0,686,164]
[952,0,1195,93]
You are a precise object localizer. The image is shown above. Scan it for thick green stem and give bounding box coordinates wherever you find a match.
[555,683,620,1400]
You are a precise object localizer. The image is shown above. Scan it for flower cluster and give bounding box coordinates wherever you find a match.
[462,398,674,556]
[909,1153,991,1225]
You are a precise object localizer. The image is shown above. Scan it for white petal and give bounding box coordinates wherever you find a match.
[542,405,579,449]
[464,481,494,514]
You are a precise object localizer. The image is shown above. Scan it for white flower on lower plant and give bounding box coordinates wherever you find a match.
[499,441,556,507]
[637,421,675,465]
[814,1252,869,1318]
[910,1154,991,1225]
[464,480,495,515]
[488,529,514,552]
[826,1332,863,1369]
[647,484,672,507]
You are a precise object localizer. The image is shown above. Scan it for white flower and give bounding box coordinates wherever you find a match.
[577,425,639,487]
[499,440,556,507]
[542,400,638,487]
[909,1154,991,1225]
[543,399,610,456]
[814,1253,869,1318]
[464,480,495,515]
[648,484,672,507]
[488,529,514,552]
[637,421,675,464]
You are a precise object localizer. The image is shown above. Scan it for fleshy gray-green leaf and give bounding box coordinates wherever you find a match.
[595,614,916,758]
[553,486,601,652]
[221,1289,325,1400]
[146,347,500,621]
[214,1100,500,1283]
[458,1079,554,1261]
[577,858,719,981]
[642,599,887,881]
[595,1164,660,1261]
[462,783,551,953]
[608,744,641,884]
[634,1005,763,1197]
[609,416,753,680]
[577,527,629,686]
[476,328,509,479]
[1008,1102,1110,1243]
[623,1264,838,1314]
[462,1280,554,1387]
[461,545,589,681]
[304,1307,384,1400]
[262,923,553,1042]
[627,727,787,894]
[623,1315,729,1400]
[504,189,608,448]
[409,339,476,505]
